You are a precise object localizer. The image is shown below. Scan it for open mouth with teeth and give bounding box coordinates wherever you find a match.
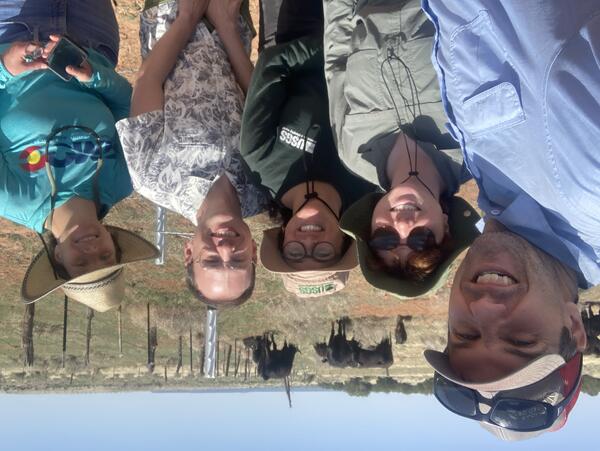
[390,203,421,212]
[211,229,239,238]
[298,224,324,232]
[473,271,518,286]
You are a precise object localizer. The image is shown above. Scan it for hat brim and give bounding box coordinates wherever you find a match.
[424,349,570,393]
[21,225,159,304]
[260,227,358,274]
[340,193,481,298]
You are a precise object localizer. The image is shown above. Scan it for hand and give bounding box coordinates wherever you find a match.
[0,41,48,76]
[177,0,210,26]
[42,35,93,82]
[207,0,243,32]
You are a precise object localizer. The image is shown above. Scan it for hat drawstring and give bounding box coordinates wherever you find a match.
[295,124,340,221]
[381,46,436,199]
[43,125,104,231]
[40,126,105,278]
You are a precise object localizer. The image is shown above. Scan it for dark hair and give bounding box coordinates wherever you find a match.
[367,233,455,282]
[185,263,255,309]
[559,326,578,361]
[47,230,122,279]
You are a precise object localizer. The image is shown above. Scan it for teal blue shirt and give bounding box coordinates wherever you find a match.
[0,46,133,232]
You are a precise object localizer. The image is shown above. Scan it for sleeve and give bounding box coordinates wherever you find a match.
[115,111,166,200]
[82,52,133,121]
[0,58,15,90]
[240,36,323,196]
[323,0,355,148]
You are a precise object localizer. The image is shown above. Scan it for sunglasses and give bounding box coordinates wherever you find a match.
[369,226,436,252]
[433,361,582,432]
[283,241,337,263]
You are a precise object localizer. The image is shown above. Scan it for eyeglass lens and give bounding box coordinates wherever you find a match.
[283,241,336,262]
[490,399,552,431]
[369,226,436,252]
[435,377,478,416]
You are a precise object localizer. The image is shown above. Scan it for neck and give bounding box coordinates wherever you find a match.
[47,197,99,241]
[281,182,342,216]
[387,134,445,199]
[196,175,242,225]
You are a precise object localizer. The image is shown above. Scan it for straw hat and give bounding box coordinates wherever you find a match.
[260,227,357,297]
[21,226,159,312]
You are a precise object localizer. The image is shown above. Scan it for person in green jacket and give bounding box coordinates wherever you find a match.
[241,0,376,298]
[1,1,157,312]
[323,0,480,298]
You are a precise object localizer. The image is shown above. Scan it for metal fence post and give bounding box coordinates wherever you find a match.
[203,308,217,378]
[155,207,166,265]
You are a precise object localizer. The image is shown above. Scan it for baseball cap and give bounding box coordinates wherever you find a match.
[426,350,583,440]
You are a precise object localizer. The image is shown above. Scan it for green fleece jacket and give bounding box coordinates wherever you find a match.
[240,35,375,213]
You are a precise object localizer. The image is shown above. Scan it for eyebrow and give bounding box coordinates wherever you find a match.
[450,339,548,357]
[503,347,548,360]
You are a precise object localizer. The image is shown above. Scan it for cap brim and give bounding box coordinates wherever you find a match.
[424,349,569,393]
[21,226,159,304]
[260,227,358,274]
[340,193,480,298]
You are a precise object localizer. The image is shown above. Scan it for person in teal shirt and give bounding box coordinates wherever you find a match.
[1,1,155,313]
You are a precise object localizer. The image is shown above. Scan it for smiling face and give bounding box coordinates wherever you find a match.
[282,200,344,271]
[185,214,257,303]
[54,224,117,278]
[370,187,448,268]
[447,221,585,383]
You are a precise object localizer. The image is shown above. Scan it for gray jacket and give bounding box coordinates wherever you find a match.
[323,0,465,192]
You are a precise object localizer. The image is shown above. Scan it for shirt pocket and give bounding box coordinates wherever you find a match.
[449,11,525,135]
[461,82,525,137]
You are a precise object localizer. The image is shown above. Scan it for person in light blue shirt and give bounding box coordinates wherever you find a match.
[421,0,598,438]
[0,1,152,312]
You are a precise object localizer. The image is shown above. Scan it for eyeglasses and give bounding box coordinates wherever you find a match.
[433,360,582,432]
[283,241,337,263]
[369,226,436,252]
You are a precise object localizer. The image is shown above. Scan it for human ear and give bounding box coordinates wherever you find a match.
[54,243,64,264]
[183,240,194,266]
[566,302,587,351]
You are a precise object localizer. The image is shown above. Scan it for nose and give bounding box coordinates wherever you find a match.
[80,242,99,254]
[469,297,509,328]
[392,220,416,239]
[215,241,235,260]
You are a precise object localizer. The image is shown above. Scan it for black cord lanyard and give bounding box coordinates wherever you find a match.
[294,124,340,221]
[381,45,436,199]
[37,125,104,280]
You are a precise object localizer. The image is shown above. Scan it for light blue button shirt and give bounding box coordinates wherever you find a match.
[422,0,600,288]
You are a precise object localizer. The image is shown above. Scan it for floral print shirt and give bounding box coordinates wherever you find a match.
[116,0,267,226]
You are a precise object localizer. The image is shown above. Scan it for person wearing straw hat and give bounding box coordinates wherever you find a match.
[240,0,376,298]
[418,0,600,438]
[116,0,267,308]
[0,0,158,312]
[322,0,480,298]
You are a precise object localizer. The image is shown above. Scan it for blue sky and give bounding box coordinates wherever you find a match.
[0,390,595,450]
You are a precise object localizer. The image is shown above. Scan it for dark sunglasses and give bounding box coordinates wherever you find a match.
[369,226,436,252]
[433,363,582,432]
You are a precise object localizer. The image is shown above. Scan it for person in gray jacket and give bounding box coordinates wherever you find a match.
[323,0,480,298]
